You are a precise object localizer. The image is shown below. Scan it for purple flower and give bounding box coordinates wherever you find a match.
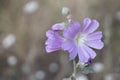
[62,18,104,63]
[45,30,63,53]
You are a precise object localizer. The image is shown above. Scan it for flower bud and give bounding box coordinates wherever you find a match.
[62,7,70,16]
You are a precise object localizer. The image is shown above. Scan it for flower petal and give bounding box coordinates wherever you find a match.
[45,39,62,47]
[82,18,92,31]
[82,45,96,59]
[63,21,80,39]
[46,46,60,53]
[83,19,99,34]
[46,30,54,38]
[87,31,103,41]
[51,23,64,30]
[78,44,96,63]
[69,46,77,60]
[62,40,75,51]
[77,45,90,63]
[85,40,104,49]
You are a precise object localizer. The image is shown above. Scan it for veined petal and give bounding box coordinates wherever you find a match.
[52,23,64,30]
[78,44,96,63]
[87,31,103,41]
[46,46,61,53]
[82,18,92,31]
[69,46,77,60]
[45,38,62,45]
[82,45,96,59]
[62,40,75,51]
[46,30,54,38]
[63,21,80,39]
[85,40,104,49]
[77,45,90,63]
[46,30,63,40]
[83,19,99,34]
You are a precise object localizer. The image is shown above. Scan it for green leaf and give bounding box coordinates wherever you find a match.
[76,64,94,74]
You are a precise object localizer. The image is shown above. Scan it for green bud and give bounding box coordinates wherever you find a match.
[62,7,70,16]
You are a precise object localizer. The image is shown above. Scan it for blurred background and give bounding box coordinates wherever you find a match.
[0,0,120,80]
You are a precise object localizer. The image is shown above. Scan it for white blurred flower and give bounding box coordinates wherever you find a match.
[23,1,39,14]
[35,70,46,80]
[76,75,88,80]
[2,34,16,49]
[104,74,113,80]
[92,62,104,73]
[7,56,17,66]
[49,62,59,73]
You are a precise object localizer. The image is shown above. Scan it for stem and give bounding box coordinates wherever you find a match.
[67,14,72,23]
[70,60,76,80]
[73,60,76,76]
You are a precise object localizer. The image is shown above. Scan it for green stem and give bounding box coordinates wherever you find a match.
[71,60,76,80]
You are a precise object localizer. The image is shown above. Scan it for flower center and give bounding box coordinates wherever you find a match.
[75,33,86,46]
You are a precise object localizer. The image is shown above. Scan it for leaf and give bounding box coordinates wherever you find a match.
[76,64,94,74]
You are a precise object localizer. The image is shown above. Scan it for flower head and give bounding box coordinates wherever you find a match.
[62,18,104,63]
[45,18,104,63]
